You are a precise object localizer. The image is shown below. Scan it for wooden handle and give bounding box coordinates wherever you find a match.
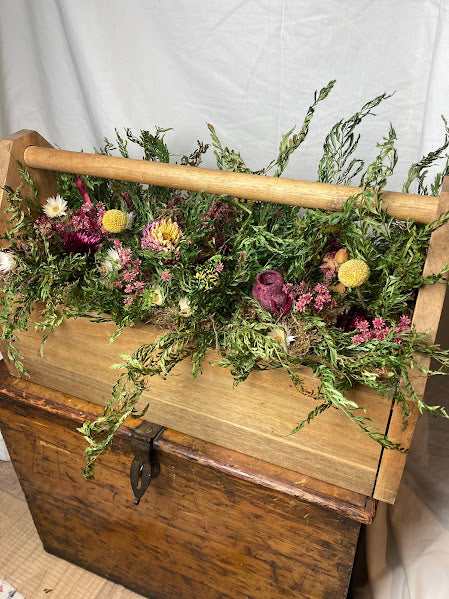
[23,145,438,223]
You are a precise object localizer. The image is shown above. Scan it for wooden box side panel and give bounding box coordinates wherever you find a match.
[0,389,361,599]
[12,313,391,497]
[374,177,449,503]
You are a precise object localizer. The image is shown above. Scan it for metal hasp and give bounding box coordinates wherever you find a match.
[130,421,164,505]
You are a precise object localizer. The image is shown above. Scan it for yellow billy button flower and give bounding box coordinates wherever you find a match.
[338,259,370,288]
[102,210,128,233]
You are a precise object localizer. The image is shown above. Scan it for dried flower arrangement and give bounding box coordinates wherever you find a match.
[2,80,449,479]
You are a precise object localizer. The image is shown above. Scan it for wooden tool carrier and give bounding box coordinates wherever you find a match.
[0,130,448,599]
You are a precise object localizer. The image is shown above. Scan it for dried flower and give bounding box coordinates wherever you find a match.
[126,212,135,230]
[160,270,171,282]
[338,259,370,288]
[102,210,128,233]
[0,251,17,274]
[293,282,336,314]
[252,270,292,316]
[335,248,349,264]
[267,327,295,350]
[146,287,164,307]
[43,195,68,219]
[100,248,121,273]
[350,315,411,345]
[179,296,192,317]
[60,231,102,254]
[141,218,182,253]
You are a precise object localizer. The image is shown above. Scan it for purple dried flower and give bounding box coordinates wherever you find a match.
[252,270,293,316]
[60,230,102,254]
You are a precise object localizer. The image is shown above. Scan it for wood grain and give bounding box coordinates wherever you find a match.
[0,367,367,599]
[23,145,438,223]
[0,463,145,599]
[373,177,449,503]
[10,310,392,497]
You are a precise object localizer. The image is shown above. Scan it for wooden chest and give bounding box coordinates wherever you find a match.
[0,362,375,599]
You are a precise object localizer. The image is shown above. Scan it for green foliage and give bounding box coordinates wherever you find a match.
[403,116,449,195]
[2,83,449,479]
[318,92,392,185]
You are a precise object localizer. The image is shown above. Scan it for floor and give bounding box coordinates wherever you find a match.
[0,460,145,599]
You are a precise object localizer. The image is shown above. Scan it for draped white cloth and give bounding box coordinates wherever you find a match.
[1,1,449,597]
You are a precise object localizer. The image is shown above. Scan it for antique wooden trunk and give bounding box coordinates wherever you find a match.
[1,129,449,508]
[0,362,375,599]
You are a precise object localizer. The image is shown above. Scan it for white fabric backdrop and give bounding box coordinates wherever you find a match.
[1,1,449,597]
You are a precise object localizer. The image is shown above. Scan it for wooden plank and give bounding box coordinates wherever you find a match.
[23,144,438,223]
[9,312,392,497]
[373,177,449,503]
[0,361,376,525]
[0,375,364,599]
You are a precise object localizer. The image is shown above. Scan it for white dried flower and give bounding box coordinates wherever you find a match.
[43,195,68,218]
[267,327,295,350]
[179,296,192,317]
[148,287,164,306]
[101,248,121,273]
[0,251,17,274]
[126,212,135,230]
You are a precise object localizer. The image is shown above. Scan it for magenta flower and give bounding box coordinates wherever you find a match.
[60,230,101,254]
[252,270,293,316]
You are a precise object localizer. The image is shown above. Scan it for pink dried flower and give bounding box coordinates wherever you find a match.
[125,284,134,294]
[160,270,171,281]
[123,270,136,282]
[295,293,314,312]
[372,317,385,329]
[252,270,293,316]
[60,230,101,254]
[75,176,92,206]
[216,263,224,273]
[134,281,145,294]
[141,218,182,253]
[124,296,134,307]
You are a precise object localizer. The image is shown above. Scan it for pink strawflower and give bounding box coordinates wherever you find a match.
[124,284,134,294]
[160,270,172,281]
[216,263,224,273]
[124,296,134,307]
[141,218,182,253]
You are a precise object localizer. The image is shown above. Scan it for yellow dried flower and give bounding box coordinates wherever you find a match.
[102,210,128,233]
[338,259,370,288]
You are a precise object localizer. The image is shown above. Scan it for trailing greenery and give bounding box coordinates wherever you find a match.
[2,81,449,479]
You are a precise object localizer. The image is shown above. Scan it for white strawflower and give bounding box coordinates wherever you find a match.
[267,327,295,350]
[101,248,121,273]
[148,287,164,306]
[126,212,135,230]
[179,296,192,317]
[0,250,17,274]
[43,195,68,218]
